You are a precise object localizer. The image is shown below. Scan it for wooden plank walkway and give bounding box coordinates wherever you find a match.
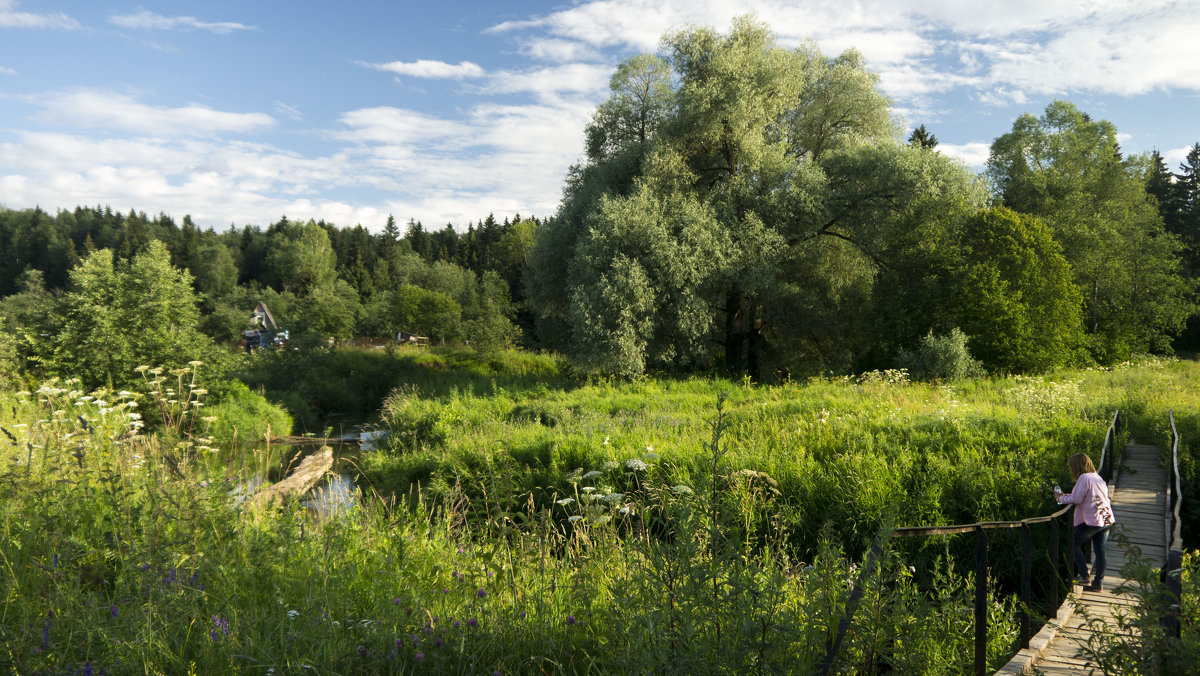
[1011,442,1166,675]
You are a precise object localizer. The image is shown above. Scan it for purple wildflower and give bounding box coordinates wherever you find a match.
[442,587,449,594]
[199,481,208,488]
[412,634,419,645]
[52,553,58,568]
[567,615,577,625]
[466,618,478,628]
[393,597,401,605]
[415,652,425,661]
[476,588,486,598]
[453,620,460,629]
[84,661,92,676]
[210,615,230,641]
[358,645,368,657]
[434,638,444,648]
[110,606,118,620]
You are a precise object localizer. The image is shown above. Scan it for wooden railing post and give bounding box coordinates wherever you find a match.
[1020,523,1031,648]
[975,526,988,676]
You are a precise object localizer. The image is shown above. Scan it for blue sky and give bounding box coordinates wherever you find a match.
[2,0,1199,232]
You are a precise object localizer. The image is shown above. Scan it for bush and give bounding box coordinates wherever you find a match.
[897,328,985,381]
[204,379,294,445]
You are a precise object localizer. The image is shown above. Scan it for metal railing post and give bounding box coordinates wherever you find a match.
[975,526,988,676]
[1049,516,1060,611]
[1020,523,1031,648]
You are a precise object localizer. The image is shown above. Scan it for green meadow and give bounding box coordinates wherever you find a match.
[2,351,1198,674]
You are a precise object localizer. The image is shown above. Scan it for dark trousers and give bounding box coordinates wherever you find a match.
[1074,524,1110,583]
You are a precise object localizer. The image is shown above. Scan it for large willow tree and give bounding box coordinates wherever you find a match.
[528,17,985,377]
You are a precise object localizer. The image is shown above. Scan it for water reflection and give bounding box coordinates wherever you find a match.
[219,438,368,517]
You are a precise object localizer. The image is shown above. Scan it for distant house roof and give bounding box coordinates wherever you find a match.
[252,301,278,331]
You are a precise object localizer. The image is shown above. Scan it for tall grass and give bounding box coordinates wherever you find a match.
[2,356,1198,674]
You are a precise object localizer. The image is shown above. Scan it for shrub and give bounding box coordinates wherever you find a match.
[898,328,985,381]
[204,379,294,445]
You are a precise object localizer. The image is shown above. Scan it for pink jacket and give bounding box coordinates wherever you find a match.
[1057,472,1116,527]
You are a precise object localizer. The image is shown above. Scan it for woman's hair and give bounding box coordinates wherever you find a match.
[1068,453,1097,480]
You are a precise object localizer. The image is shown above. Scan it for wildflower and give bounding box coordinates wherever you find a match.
[453,620,460,628]
[582,470,603,479]
[85,662,93,676]
[624,459,647,472]
[415,653,425,661]
[393,597,402,604]
[288,610,299,619]
[671,485,694,495]
[476,588,487,598]
[555,498,574,506]
[602,436,610,445]
[645,445,654,452]
[111,606,118,620]
[581,486,596,493]
[134,366,149,373]
[466,618,478,627]
[567,615,576,625]
[644,452,660,461]
[567,516,583,523]
[199,481,209,488]
[442,587,450,594]
[433,638,444,648]
[188,360,203,367]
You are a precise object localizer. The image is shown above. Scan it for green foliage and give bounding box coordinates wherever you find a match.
[987,100,1197,362]
[955,207,1085,372]
[204,379,295,445]
[389,284,462,344]
[531,17,990,378]
[897,328,984,381]
[264,219,338,295]
[34,242,214,388]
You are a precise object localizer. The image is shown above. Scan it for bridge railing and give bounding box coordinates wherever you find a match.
[818,410,1121,676]
[1163,410,1184,637]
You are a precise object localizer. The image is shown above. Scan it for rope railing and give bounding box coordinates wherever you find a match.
[819,410,1121,676]
[1163,411,1184,637]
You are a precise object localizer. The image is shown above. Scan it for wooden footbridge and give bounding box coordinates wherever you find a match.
[819,411,1186,675]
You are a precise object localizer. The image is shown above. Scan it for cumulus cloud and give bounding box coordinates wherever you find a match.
[938,142,992,168]
[109,10,256,34]
[359,59,486,79]
[25,90,275,137]
[0,0,79,29]
[0,65,16,75]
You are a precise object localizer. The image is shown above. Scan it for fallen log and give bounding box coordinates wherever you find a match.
[249,447,334,508]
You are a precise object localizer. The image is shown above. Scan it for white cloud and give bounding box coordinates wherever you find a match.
[522,38,603,62]
[482,63,613,102]
[938,141,991,168]
[0,0,79,29]
[359,59,485,79]
[1164,145,1197,171]
[26,90,275,137]
[109,10,256,35]
[0,65,16,75]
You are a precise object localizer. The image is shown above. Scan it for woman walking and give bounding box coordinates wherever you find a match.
[1053,453,1117,592]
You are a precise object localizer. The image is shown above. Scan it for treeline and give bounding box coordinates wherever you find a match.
[4,17,1200,383]
[0,206,540,353]
[524,18,1200,378]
